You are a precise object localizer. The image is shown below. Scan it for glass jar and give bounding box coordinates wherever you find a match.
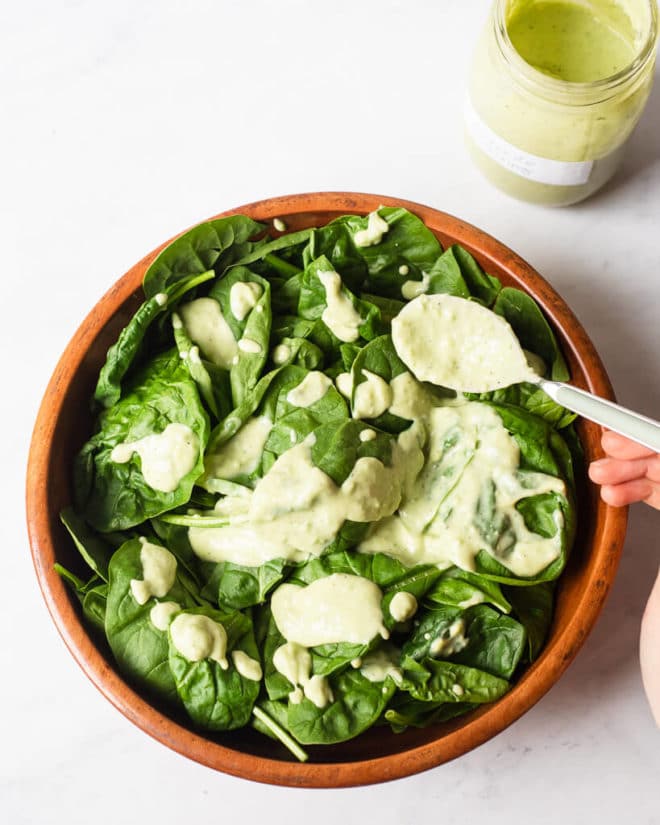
[465,0,658,206]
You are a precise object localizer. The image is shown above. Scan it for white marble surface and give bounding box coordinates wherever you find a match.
[3,0,659,821]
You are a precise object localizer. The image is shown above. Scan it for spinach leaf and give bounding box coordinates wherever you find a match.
[464,402,578,584]
[349,335,411,433]
[503,581,555,661]
[93,293,168,411]
[269,336,324,370]
[55,565,108,634]
[451,245,501,306]
[517,492,565,538]
[55,563,92,596]
[214,559,288,611]
[75,349,209,532]
[381,565,444,630]
[474,479,518,557]
[384,696,476,732]
[168,606,260,730]
[448,605,526,679]
[422,246,471,299]
[289,551,407,588]
[204,367,284,454]
[468,383,577,429]
[59,506,113,581]
[360,293,405,323]
[261,605,294,702]
[346,207,444,297]
[488,402,576,491]
[271,272,304,316]
[399,243,500,308]
[309,643,372,678]
[207,267,272,406]
[171,312,223,420]
[258,365,348,438]
[303,222,367,294]
[143,216,264,297]
[105,538,196,702]
[399,656,509,705]
[297,256,385,353]
[232,228,312,271]
[310,420,394,486]
[493,287,569,381]
[82,582,108,633]
[270,314,328,349]
[94,270,215,409]
[286,669,397,745]
[402,605,463,661]
[474,491,575,585]
[425,567,512,613]
[339,343,362,372]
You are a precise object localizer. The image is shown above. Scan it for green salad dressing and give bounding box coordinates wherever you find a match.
[466,0,658,205]
[507,0,637,82]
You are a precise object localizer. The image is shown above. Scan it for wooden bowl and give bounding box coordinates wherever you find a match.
[26,192,627,787]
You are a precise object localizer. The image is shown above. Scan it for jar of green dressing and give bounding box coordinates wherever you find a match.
[465,0,658,205]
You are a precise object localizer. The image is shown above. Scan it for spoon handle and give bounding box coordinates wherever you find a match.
[538,379,660,453]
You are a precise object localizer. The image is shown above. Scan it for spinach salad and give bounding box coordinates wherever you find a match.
[58,207,580,761]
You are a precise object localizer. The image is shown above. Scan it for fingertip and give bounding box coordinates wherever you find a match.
[588,460,607,482]
[600,485,626,507]
[600,479,653,507]
[601,430,655,460]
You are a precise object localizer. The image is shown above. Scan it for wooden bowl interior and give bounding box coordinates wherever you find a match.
[26,192,627,787]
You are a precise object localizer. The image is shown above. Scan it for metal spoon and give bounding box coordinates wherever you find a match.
[531,378,660,453]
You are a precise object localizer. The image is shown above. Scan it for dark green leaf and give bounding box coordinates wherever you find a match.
[168,605,260,730]
[59,507,113,581]
[143,216,264,297]
[105,538,197,702]
[286,669,397,745]
[75,350,209,532]
[399,655,509,704]
[493,287,569,381]
[504,581,555,661]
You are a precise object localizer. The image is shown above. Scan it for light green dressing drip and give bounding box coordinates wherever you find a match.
[271,574,389,647]
[130,540,177,605]
[110,423,199,493]
[202,416,272,482]
[170,613,229,669]
[272,641,334,707]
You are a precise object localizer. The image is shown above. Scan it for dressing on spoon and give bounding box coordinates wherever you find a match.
[392,293,660,453]
[391,293,538,393]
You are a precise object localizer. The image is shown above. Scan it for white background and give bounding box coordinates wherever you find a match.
[3,1,659,821]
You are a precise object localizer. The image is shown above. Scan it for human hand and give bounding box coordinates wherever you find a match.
[588,431,660,509]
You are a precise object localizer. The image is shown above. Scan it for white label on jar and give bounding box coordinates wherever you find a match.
[464,99,593,186]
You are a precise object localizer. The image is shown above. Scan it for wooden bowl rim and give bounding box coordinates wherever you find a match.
[26,191,627,787]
